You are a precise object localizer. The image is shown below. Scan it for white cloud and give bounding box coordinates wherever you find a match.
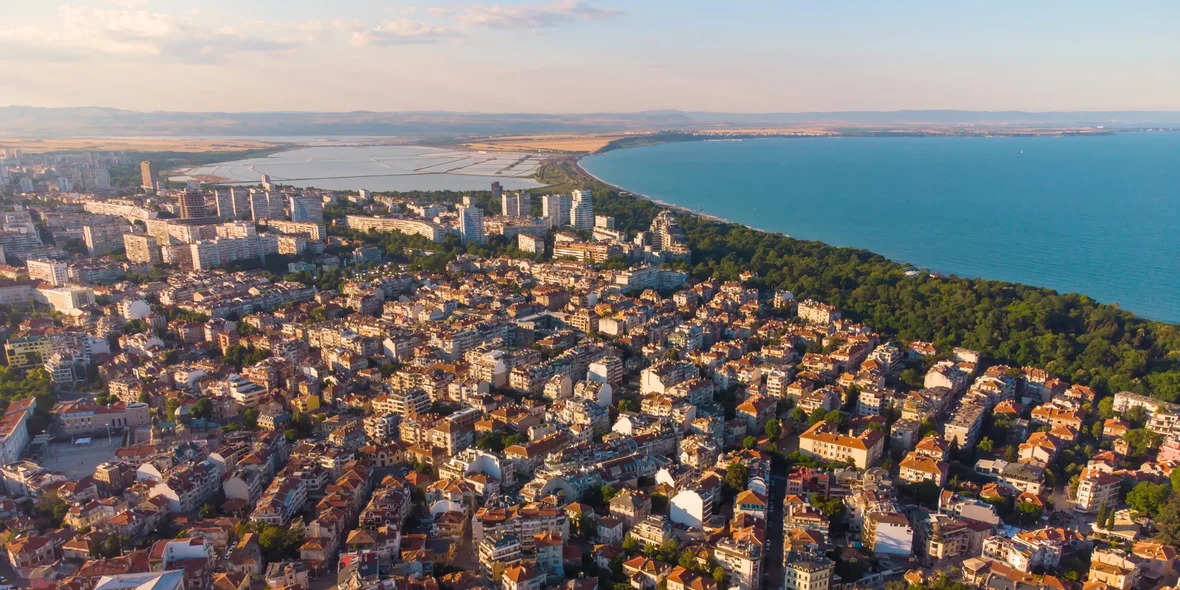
[0,4,305,62]
[349,19,455,46]
[453,0,622,30]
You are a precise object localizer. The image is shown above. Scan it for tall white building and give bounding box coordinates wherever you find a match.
[502,192,531,218]
[19,177,34,192]
[289,195,323,224]
[457,205,485,245]
[542,194,571,227]
[26,259,68,286]
[571,189,593,230]
[214,189,235,220]
[94,167,111,189]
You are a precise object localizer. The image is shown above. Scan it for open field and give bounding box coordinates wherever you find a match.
[463,133,640,153]
[0,137,279,153]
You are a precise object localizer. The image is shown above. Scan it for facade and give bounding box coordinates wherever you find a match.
[26,258,68,286]
[458,205,485,245]
[798,420,884,469]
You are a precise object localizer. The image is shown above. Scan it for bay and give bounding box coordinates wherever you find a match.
[581,134,1180,323]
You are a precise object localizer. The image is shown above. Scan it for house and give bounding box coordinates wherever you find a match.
[899,453,949,487]
[609,490,651,527]
[623,556,672,590]
[501,563,545,590]
[798,420,884,469]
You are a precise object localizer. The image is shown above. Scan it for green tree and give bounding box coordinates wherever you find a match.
[622,535,639,554]
[242,408,259,430]
[191,398,213,420]
[1016,501,1043,525]
[919,419,937,437]
[743,436,758,450]
[824,410,848,427]
[765,419,782,440]
[1126,481,1172,518]
[601,485,620,503]
[978,437,994,454]
[1154,497,1180,545]
[789,408,808,423]
[808,408,826,425]
[1003,445,1019,462]
[724,462,750,491]
[101,534,123,558]
[711,566,727,590]
[1097,398,1116,419]
[1096,502,1108,529]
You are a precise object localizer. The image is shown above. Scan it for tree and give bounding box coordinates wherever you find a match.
[978,437,994,454]
[1097,397,1116,419]
[743,436,758,450]
[138,391,152,405]
[601,485,620,503]
[1126,481,1172,518]
[651,493,669,514]
[724,463,750,491]
[711,566,727,590]
[1003,445,1019,462]
[577,514,596,539]
[191,398,213,420]
[1126,405,1148,426]
[622,535,640,554]
[789,408,808,423]
[1096,502,1108,529]
[101,534,123,558]
[808,408,826,425]
[242,408,259,430]
[1154,496,1180,545]
[919,419,937,437]
[1016,501,1043,525]
[824,410,848,427]
[37,492,68,527]
[765,419,782,441]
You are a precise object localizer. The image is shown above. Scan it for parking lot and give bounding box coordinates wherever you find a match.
[36,435,123,480]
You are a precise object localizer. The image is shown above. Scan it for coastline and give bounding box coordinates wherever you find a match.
[572,143,1179,324]
[575,155,760,230]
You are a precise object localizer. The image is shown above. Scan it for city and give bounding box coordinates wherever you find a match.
[0,147,1175,590]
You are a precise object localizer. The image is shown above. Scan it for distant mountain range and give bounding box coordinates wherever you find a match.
[3,106,1179,137]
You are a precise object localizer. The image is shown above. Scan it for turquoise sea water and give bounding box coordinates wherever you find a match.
[581,134,1180,323]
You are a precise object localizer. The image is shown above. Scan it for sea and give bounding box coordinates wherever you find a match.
[580,133,1180,323]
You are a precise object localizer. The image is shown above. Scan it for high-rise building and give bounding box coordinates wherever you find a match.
[214,189,234,220]
[289,195,323,224]
[571,189,593,230]
[56,177,71,192]
[19,177,33,192]
[491,181,503,202]
[457,205,485,245]
[501,192,531,218]
[178,190,208,219]
[94,167,111,189]
[230,187,251,220]
[542,194,571,227]
[0,166,12,185]
[249,191,283,221]
[139,160,159,192]
[26,259,68,286]
[123,234,161,264]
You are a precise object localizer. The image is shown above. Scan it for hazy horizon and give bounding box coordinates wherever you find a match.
[3,1,1179,113]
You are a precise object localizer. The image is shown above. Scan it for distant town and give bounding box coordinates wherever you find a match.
[0,146,1175,590]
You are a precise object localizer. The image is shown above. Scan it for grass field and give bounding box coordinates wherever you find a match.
[0,137,279,154]
[463,133,640,153]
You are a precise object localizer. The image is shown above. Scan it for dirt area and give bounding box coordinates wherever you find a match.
[36,435,123,480]
[0,137,278,153]
[463,133,637,153]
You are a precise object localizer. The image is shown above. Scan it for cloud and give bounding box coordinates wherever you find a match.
[0,4,306,62]
[349,19,455,46]
[453,0,622,30]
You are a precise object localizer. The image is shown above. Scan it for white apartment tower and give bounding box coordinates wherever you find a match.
[571,189,593,230]
[457,205,485,245]
[542,194,572,227]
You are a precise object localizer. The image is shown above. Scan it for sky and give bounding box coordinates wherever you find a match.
[1,0,1179,113]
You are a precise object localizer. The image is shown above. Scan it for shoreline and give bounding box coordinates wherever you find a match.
[573,146,1176,324]
[575,156,753,229]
